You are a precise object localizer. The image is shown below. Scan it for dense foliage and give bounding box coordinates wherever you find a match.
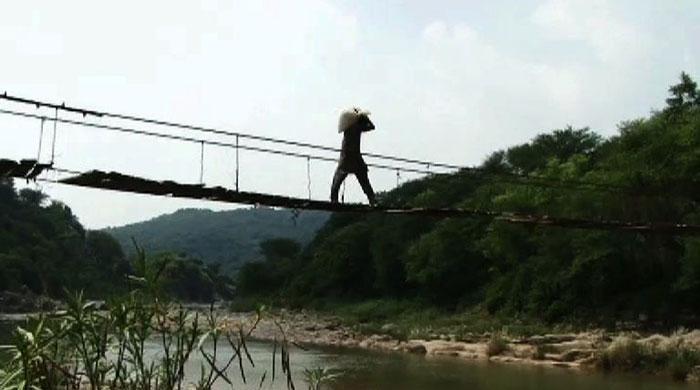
[0,182,129,297]
[238,73,700,325]
[106,207,328,273]
[0,183,234,303]
[134,250,235,302]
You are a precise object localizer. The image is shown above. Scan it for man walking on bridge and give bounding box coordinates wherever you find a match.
[330,107,377,206]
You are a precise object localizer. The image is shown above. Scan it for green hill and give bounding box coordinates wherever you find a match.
[105,207,328,273]
[0,180,242,304]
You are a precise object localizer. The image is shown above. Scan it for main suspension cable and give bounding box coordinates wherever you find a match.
[0,92,460,170]
[2,92,693,197]
[0,108,435,175]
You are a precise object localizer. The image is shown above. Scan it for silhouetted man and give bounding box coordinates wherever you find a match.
[330,108,377,205]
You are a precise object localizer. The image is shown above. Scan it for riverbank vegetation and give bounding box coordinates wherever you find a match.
[0,298,288,390]
[237,73,700,329]
[596,332,700,381]
[0,253,296,390]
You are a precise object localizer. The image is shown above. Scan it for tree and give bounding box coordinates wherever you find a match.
[405,219,487,305]
[666,72,699,111]
[260,238,301,262]
[505,127,601,174]
[307,223,374,298]
[0,178,16,204]
[19,188,48,207]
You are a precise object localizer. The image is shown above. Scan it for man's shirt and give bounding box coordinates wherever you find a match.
[338,128,367,173]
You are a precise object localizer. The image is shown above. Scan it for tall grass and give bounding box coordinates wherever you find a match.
[0,292,300,390]
[595,334,700,381]
[302,367,340,390]
[0,243,299,390]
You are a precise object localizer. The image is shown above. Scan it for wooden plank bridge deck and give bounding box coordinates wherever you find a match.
[2,158,699,236]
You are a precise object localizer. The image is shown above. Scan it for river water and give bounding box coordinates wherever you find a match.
[0,320,691,389]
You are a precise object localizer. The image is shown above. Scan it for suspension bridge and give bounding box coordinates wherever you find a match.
[1,92,699,236]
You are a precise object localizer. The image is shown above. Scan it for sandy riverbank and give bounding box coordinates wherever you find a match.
[223,310,700,382]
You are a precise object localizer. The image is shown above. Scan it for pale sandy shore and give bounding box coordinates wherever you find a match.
[222,310,700,382]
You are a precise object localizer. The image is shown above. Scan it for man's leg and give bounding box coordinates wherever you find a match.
[355,169,377,205]
[330,167,348,203]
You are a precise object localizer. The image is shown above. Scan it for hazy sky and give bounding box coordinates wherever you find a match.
[1,0,698,229]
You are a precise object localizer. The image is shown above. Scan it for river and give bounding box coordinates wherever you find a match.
[0,319,691,390]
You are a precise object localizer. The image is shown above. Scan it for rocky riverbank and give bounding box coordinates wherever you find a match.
[0,289,62,314]
[224,310,700,382]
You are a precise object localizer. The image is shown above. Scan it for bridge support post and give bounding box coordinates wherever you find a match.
[235,135,240,192]
[199,141,204,184]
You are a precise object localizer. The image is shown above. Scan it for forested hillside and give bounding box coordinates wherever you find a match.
[0,181,129,297]
[238,73,700,325]
[0,181,235,304]
[106,208,328,273]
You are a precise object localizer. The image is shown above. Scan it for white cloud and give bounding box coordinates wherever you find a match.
[532,0,647,64]
[414,20,583,153]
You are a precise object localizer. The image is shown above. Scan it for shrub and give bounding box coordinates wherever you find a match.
[595,335,700,381]
[486,332,509,357]
[668,353,693,381]
[596,337,647,371]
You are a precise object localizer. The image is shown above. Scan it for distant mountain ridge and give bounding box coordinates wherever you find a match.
[105,207,328,273]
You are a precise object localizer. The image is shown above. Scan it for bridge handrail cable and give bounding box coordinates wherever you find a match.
[0,92,460,170]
